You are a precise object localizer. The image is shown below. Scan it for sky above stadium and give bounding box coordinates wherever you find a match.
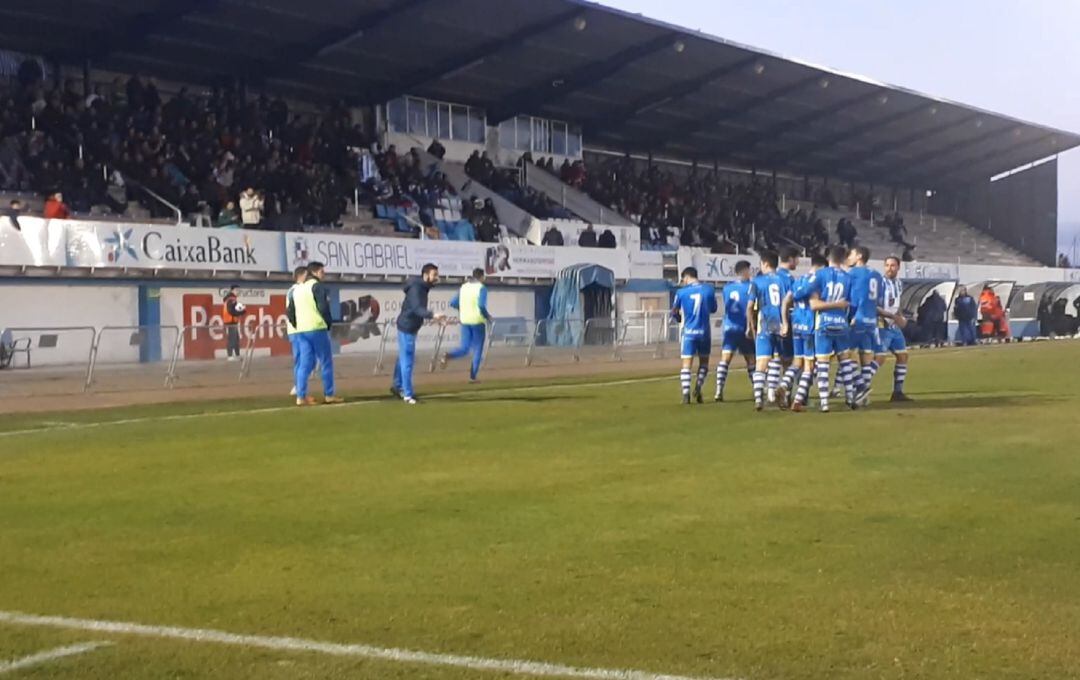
[601,0,1080,251]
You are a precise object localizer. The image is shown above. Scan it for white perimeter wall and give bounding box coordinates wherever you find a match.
[0,284,139,365]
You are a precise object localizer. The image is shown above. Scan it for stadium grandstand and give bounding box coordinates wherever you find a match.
[0,0,1077,267]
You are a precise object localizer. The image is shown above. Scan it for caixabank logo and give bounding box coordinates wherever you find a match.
[140,230,258,265]
[93,227,260,267]
[104,227,138,263]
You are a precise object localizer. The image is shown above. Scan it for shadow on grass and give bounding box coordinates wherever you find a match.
[442,394,579,404]
[878,394,1063,411]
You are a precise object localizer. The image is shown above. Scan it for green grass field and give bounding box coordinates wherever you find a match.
[2,342,1079,679]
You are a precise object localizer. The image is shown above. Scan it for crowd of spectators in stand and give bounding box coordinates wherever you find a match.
[540,221,617,248]
[575,154,831,254]
[359,143,500,242]
[462,150,575,220]
[0,64,367,228]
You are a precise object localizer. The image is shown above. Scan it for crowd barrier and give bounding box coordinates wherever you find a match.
[0,318,675,398]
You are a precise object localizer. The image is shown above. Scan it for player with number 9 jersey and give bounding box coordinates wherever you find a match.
[847,263,885,355]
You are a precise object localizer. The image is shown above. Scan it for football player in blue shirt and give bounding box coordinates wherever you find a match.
[747,251,791,411]
[788,254,828,412]
[714,260,756,402]
[846,246,885,405]
[807,245,854,412]
[875,255,913,402]
[670,266,718,405]
[772,245,800,403]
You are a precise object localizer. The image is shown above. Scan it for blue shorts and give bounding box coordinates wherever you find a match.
[793,333,815,360]
[814,328,851,357]
[850,327,881,354]
[879,327,907,354]
[755,332,784,358]
[779,334,794,361]
[720,328,754,356]
[681,333,712,358]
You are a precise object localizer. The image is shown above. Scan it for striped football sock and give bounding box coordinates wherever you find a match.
[795,366,814,405]
[695,366,708,393]
[894,363,908,394]
[841,359,857,403]
[766,359,781,391]
[680,369,691,398]
[715,360,730,398]
[816,362,831,408]
[781,366,800,392]
[752,371,766,404]
[862,359,879,387]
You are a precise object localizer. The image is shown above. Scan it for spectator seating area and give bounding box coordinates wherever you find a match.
[804,204,1041,266]
[0,69,1052,265]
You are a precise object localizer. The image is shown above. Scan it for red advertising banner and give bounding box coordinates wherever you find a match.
[181,293,292,359]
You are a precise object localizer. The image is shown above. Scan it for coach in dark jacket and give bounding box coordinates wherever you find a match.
[393,263,445,403]
[953,286,978,346]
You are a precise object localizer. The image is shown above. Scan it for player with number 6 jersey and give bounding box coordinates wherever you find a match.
[747,251,791,411]
[671,267,718,405]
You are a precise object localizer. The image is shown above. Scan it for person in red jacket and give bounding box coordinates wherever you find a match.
[43,193,71,220]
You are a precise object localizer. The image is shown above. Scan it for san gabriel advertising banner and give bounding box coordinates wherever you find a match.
[285,232,633,279]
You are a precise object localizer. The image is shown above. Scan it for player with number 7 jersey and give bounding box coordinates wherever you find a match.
[671,267,718,405]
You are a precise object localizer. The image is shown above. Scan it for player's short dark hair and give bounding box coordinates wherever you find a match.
[759,250,779,269]
[853,245,870,262]
[681,266,698,279]
[307,261,325,275]
[778,245,801,262]
[811,254,829,267]
[827,245,848,265]
[884,255,901,266]
[734,260,751,274]
[229,284,239,291]
[421,263,439,275]
[472,267,486,280]
[293,266,307,279]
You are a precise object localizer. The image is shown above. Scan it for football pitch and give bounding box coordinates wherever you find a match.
[1,342,1079,679]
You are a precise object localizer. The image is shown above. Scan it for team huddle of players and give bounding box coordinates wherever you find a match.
[671,244,911,412]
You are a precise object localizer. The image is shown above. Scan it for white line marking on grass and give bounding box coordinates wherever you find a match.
[0,376,668,440]
[0,610,736,680]
[0,641,112,674]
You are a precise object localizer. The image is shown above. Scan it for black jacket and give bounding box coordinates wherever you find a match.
[598,230,617,248]
[541,228,564,246]
[397,277,434,334]
[578,229,597,248]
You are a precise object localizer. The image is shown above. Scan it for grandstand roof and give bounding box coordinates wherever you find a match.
[6,0,1079,189]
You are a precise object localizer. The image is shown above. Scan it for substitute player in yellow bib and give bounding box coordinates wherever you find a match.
[440,268,492,382]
